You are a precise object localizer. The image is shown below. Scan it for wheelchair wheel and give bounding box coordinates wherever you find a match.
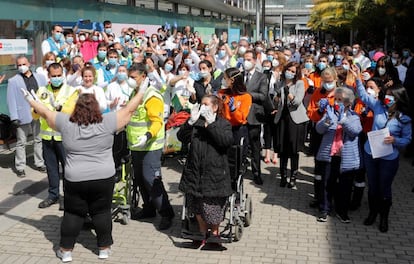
[244,195,252,227]
[233,222,243,242]
[127,165,139,209]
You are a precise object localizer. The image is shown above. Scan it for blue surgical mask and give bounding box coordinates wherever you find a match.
[198,71,209,79]
[105,28,112,34]
[218,50,226,59]
[117,72,127,82]
[183,50,189,55]
[124,35,131,41]
[92,36,99,42]
[318,62,327,71]
[108,58,118,66]
[50,76,63,87]
[164,64,173,72]
[323,81,335,91]
[284,71,295,80]
[184,58,192,65]
[98,50,107,59]
[267,55,274,62]
[54,33,61,41]
[66,37,74,44]
[371,61,377,69]
[305,62,313,70]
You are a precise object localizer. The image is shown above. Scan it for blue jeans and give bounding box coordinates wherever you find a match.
[43,139,65,200]
[364,152,399,200]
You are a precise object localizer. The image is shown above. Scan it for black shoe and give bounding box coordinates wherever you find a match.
[287,177,297,189]
[158,215,174,230]
[16,170,26,178]
[317,212,328,222]
[38,198,58,208]
[309,200,319,208]
[253,175,263,185]
[59,197,64,211]
[131,209,156,220]
[363,213,377,226]
[36,166,47,173]
[280,177,287,187]
[336,213,351,224]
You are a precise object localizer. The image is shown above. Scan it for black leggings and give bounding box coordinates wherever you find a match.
[60,177,114,249]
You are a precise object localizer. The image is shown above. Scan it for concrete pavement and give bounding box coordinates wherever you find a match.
[1,142,414,264]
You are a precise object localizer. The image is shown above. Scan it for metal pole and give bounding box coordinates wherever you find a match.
[261,0,265,41]
[256,0,260,41]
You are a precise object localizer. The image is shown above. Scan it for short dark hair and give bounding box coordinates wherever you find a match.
[129,63,147,75]
[47,62,63,73]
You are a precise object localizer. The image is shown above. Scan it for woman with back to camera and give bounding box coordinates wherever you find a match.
[351,64,411,232]
[21,71,146,262]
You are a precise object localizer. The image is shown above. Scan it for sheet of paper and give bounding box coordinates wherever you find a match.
[367,127,393,159]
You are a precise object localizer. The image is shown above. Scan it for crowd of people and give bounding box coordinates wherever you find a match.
[5,19,414,261]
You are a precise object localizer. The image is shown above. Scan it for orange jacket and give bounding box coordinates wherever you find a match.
[218,91,252,126]
[307,88,335,123]
[353,98,374,133]
[309,71,322,89]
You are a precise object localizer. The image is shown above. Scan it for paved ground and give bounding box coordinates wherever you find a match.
[1,141,414,264]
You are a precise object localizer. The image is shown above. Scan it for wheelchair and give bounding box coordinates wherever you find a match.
[180,138,252,243]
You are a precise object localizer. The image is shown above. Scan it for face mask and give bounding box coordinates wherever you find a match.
[391,58,397,65]
[18,65,29,74]
[318,62,327,71]
[98,50,107,59]
[352,48,358,56]
[184,58,192,65]
[403,51,409,58]
[50,76,63,87]
[328,48,333,53]
[92,36,99,42]
[238,46,246,55]
[66,37,73,44]
[335,54,343,60]
[116,50,122,56]
[205,48,209,52]
[152,38,158,42]
[284,71,295,80]
[178,70,186,76]
[243,60,254,71]
[272,59,280,68]
[383,95,395,108]
[221,78,228,89]
[378,67,386,76]
[54,33,61,41]
[124,35,131,41]
[164,64,173,72]
[127,77,137,88]
[183,50,189,55]
[285,55,290,61]
[267,55,274,62]
[108,58,118,66]
[255,47,263,53]
[72,64,80,72]
[132,52,140,58]
[323,81,335,91]
[310,47,315,52]
[79,35,86,42]
[342,64,350,71]
[199,71,210,79]
[45,60,55,67]
[218,50,226,59]
[105,28,112,34]
[304,62,313,70]
[371,61,377,69]
[328,54,334,62]
[334,101,344,112]
[367,88,377,98]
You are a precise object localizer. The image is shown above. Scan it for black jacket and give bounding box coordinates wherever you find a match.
[177,116,234,198]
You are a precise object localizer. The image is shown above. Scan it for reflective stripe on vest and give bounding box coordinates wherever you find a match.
[127,86,165,151]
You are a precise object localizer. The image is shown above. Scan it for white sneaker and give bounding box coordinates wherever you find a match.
[98,248,111,259]
[56,249,72,262]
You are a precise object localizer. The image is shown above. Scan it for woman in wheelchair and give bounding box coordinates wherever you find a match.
[177,94,234,246]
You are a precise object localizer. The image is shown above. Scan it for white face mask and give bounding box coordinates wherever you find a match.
[378,67,386,76]
[18,65,29,74]
[272,59,280,67]
[244,60,254,71]
[79,35,86,42]
[367,88,377,98]
[127,77,137,89]
[238,46,247,55]
[221,78,228,89]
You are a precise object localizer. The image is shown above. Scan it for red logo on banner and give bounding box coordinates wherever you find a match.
[0,43,3,49]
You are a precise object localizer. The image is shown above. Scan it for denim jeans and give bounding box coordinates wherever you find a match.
[43,139,65,200]
[364,151,399,200]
